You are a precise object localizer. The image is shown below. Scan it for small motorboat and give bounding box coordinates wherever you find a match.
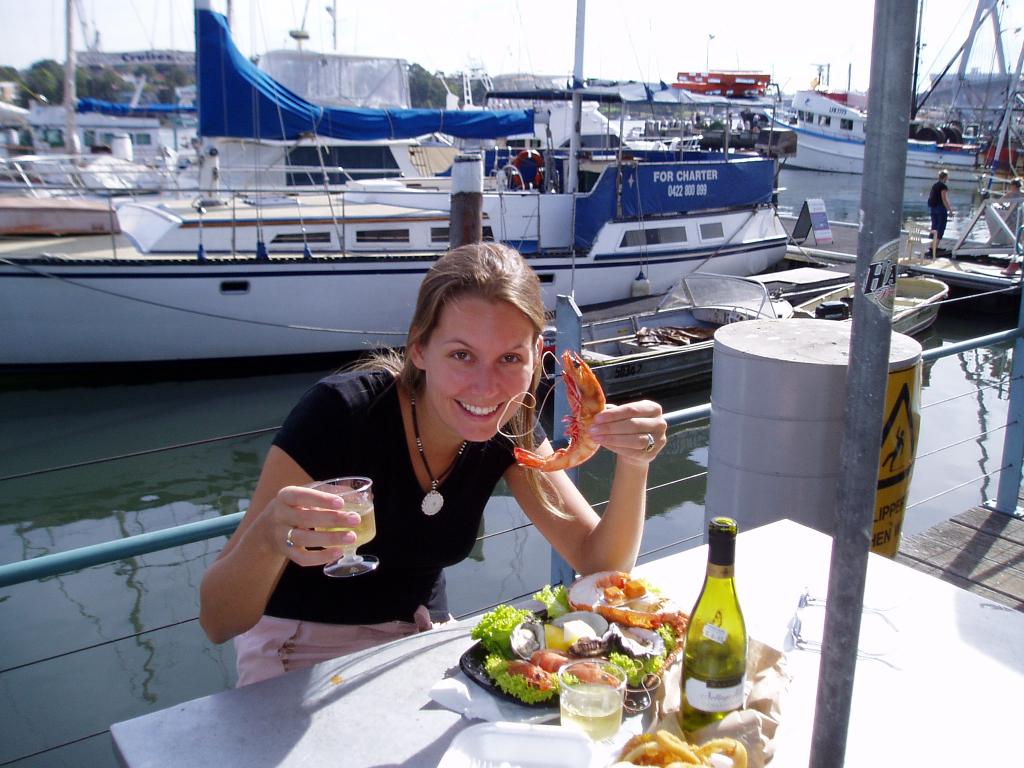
[552,273,795,398]
[792,275,949,337]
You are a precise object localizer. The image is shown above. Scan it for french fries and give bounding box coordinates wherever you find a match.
[615,731,747,768]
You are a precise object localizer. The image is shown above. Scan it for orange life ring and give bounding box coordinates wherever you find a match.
[511,149,544,189]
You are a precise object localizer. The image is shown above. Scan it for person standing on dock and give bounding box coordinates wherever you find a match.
[198,242,668,686]
[927,169,955,259]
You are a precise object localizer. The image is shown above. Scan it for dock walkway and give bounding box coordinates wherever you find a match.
[896,507,1024,612]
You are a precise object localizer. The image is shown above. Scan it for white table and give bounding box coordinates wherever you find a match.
[110,520,1024,766]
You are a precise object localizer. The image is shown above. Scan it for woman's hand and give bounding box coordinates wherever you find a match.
[256,485,363,568]
[588,400,667,468]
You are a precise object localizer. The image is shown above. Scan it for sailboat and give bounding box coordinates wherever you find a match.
[0,1,787,368]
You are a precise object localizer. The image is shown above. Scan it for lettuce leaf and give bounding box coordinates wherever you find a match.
[470,604,533,657]
[607,651,665,687]
[532,584,570,619]
[483,654,559,704]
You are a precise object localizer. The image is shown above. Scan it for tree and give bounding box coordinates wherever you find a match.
[77,68,123,103]
[20,60,63,107]
[408,63,451,109]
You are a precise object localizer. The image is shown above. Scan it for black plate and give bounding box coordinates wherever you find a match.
[458,642,559,709]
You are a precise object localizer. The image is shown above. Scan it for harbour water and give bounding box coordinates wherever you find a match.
[0,167,1017,766]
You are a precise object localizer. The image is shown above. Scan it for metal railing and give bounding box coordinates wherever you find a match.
[0,327,1020,590]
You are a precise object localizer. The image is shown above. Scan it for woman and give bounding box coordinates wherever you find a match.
[199,242,667,685]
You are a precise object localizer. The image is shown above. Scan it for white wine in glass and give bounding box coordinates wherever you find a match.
[309,477,378,578]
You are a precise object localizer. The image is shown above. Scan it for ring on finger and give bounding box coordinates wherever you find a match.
[285,527,296,548]
[642,433,656,453]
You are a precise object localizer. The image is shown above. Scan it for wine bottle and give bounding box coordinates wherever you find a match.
[679,516,747,733]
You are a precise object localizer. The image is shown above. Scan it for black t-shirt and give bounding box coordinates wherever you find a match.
[927,181,948,208]
[265,370,518,624]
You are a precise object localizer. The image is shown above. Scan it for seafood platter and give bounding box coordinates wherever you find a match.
[462,571,688,708]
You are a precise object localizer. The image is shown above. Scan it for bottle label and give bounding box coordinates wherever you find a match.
[702,623,728,644]
[685,674,745,713]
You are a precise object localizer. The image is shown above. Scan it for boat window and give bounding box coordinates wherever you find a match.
[44,128,63,147]
[355,229,409,243]
[619,226,687,247]
[135,133,152,146]
[83,130,96,147]
[271,232,332,244]
[699,222,725,240]
[840,119,854,131]
[285,145,402,186]
[818,115,831,127]
[431,226,495,243]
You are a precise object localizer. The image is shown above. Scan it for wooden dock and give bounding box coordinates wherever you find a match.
[896,506,1024,612]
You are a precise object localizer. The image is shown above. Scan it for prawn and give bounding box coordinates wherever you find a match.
[514,349,605,472]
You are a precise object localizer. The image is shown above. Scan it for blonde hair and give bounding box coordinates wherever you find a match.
[356,242,563,514]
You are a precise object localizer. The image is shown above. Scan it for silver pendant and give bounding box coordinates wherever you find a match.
[421,489,444,516]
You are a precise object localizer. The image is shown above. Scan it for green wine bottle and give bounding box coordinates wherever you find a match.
[679,516,747,733]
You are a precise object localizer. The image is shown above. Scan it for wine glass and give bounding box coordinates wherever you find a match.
[310,477,378,578]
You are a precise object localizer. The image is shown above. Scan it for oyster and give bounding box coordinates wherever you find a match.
[607,623,665,660]
[567,636,610,657]
[509,619,545,660]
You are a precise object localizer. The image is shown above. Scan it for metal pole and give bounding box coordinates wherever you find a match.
[550,294,582,586]
[567,0,585,195]
[808,0,915,764]
[63,0,77,155]
[988,291,1024,517]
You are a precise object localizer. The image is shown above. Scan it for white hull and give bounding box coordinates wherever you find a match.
[783,126,979,180]
[778,91,979,181]
[0,207,786,366]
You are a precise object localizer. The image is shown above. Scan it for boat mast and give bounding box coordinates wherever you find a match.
[987,40,1024,183]
[567,0,586,195]
[63,0,77,155]
[911,0,924,120]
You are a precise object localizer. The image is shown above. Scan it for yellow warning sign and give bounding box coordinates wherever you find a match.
[872,361,922,556]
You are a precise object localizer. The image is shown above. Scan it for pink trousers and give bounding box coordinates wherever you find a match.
[234,606,435,687]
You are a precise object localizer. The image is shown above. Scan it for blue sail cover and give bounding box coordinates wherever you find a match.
[196,7,534,141]
[573,157,775,250]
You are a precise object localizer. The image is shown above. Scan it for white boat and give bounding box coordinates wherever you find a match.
[563,274,794,398]
[0,3,787,369]
[777,90,980,181]
[792,276,950,337]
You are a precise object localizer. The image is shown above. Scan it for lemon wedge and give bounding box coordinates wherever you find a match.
[544,623,570,652]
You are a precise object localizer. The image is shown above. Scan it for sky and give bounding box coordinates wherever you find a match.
[0,0,1021,95]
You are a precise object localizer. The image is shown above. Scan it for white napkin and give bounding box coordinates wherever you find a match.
[428,671,559,724]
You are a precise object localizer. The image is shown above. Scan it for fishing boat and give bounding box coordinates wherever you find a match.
[0,3,788,369]
[792,275,950,336]
[777,90,980,181]
[672,71,771,98]
[558,274,794,398]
